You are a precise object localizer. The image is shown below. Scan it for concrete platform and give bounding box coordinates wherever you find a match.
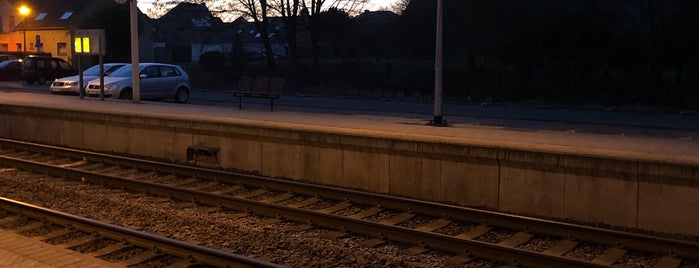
[0,91,698,237]
[3,91,697,163]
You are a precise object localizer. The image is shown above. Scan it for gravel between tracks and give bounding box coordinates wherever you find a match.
[0,169,498,267]
[0,168,676,267]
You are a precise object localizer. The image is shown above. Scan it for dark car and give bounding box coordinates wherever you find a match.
[22,56,77,85]
[0,54,18,63]
[0,59,23,80]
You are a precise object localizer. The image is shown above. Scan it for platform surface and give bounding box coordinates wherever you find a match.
[0,91,698,165]
[0,88,698,263]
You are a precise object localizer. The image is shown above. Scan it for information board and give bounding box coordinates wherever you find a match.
[74,29,105,55]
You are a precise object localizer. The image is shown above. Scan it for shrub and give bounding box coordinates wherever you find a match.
[199,51,226,72]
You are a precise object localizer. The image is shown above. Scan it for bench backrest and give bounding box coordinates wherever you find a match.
[236,76,253,91]
[252,77,270,92]
[268,77,285,95]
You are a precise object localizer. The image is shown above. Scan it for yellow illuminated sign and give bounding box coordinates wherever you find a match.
[73,29,104,55]
[82,37,90,53]
[74,38,81,53]
[74,37,92,53]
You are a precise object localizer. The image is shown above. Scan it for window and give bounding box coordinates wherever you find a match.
[57,43,67,56]
[58,61,71,70]
[142,66,158,78]
[0,44,7,52]
[60,12,73,20]
[16,43,21,51]
[159,66,178,77]
[35,13,47,21]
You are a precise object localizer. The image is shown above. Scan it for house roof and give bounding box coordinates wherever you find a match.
[7,0,140,30]
[9,0,103,30]
[354,10,398,26]
[151,3,230,44]
[232,17,291,44]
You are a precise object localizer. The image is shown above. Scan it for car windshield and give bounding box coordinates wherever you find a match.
[108,64,144,77]
[82,64,125,76]
[82,65,103,76]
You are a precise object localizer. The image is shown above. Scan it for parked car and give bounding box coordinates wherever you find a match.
[85,63,191,103]
[22,56,77,85]
[0,54,18,63]
[50,63,127,95]
[0,59,23,80]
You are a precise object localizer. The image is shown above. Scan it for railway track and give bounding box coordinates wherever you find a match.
[0,196,283,267]
[0,138,697,268]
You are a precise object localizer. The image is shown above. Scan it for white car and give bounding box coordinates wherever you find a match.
[50,63,127,94]
[85,63,192,103]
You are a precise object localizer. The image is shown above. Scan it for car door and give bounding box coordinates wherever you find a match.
[139,66,160,99]
[157,66,181,97]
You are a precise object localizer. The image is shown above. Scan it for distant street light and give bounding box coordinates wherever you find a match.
[18,5,30,53]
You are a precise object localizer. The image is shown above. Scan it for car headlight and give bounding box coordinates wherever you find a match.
[104,83,117,91]
[68,81,78,86]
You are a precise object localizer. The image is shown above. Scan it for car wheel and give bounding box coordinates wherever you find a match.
[119,88,133,100]
[37,76,47,85]
[175,88,189,103]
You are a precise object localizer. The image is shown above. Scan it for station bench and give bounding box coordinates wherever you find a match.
[232,76,286,111]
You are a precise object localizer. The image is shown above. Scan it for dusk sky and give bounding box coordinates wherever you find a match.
[137,0,401,18]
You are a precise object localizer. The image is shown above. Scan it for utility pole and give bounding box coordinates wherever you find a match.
[430,0,446,126]
[130,0,140,103]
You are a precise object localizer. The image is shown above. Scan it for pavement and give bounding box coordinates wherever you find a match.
[202,90,699,138]
[2,80,697,135]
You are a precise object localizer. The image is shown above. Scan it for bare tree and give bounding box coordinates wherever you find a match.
[270,0,300,64]
[235,0,277,70]
[302,0,367,69]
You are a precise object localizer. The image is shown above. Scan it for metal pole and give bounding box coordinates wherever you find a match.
[23,31,26,53]
[130,0,140,103]
[79,57,83,99]
[431,0,445,126]
[99,56,104,101]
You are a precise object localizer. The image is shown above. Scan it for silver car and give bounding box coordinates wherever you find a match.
[85,63,191,103]
[50,63,127,94]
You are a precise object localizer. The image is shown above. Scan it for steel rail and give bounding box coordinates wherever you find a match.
[0,197,284,268]
[1,138,697,260]
[0,153,609,268]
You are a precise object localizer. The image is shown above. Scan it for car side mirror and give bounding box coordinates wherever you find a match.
[139,73,148,79]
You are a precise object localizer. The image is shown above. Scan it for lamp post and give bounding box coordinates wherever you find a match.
[429,0,446,126]
[18,5,30,53]
[115,0,139,103]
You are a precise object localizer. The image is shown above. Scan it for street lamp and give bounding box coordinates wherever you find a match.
[429,0,446,126]
[18,5,30,53]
